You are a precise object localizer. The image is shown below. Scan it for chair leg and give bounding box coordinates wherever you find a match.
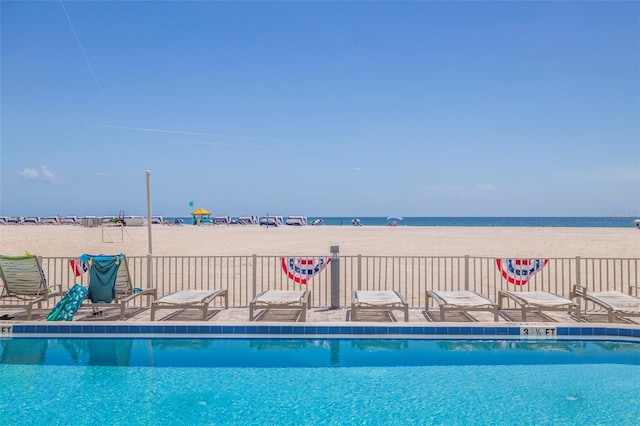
[202,306,208,321]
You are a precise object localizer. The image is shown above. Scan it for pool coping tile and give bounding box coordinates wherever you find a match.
[2,323,638,343]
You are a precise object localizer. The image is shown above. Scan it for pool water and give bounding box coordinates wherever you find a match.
[1,339,639,425]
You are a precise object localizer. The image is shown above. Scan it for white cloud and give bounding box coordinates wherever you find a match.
[19,168,39,180]
[19,166,56,182]
[40,166,56,182]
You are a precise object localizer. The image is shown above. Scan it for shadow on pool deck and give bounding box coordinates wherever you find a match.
[1,306,638,326]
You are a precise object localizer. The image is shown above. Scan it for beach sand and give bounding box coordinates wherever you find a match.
[1,224,638,258]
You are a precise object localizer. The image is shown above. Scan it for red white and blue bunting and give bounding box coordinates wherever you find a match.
[495,258,548,286]
[281,257,331,284]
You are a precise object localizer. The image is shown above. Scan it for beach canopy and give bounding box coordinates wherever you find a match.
[386,216,403,221]
[191,208,211,216]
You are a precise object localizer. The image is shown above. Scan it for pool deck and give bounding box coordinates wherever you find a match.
[0,305,607,324]
[1,306,639,342]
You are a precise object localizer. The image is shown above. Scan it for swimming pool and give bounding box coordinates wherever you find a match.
[1,338,639,425]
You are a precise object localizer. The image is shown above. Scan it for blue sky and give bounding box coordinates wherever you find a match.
[1,1,638,218]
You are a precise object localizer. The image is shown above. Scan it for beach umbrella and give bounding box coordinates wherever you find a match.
[386,216,403,222]
[191,207,212,216]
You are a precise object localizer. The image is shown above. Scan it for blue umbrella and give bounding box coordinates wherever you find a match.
[386,216,403,222]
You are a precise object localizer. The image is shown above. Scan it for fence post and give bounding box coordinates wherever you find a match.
[252,254,257,299]
[330,246,340,309]
[464,255,469,291]
[146,255,153,290]
[357,254,362,290]
[575,256,581,287]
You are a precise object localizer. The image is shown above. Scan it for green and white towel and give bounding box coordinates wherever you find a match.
[46,284,89,321]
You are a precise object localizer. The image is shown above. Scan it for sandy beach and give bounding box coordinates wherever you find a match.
[1,224,638,258]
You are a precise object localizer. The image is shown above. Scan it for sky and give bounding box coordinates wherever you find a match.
[1,1,639,218]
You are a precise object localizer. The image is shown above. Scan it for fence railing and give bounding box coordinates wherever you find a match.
[38,252,639,311]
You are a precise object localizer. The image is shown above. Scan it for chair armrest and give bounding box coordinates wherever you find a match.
[395,291,408,305]
[46,284,63,298]
[123,288,157,303]
[497,290,509,308]
[571,285,587,299]
[251,290,268,305]
[302,289,311,308]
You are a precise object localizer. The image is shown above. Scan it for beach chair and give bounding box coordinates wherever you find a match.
[498,290,580,321]
[571,285,640,323]
[426,290,499,321]
[0,254,61,320]
[249,289,309,322]
[151,289,228,320]
[351,290,409,322]
[83,254,157,320]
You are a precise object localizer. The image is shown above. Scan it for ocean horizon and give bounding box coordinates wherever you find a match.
[160,216,639,228]
[4,215,638,228]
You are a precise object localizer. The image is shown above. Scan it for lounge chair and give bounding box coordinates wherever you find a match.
[571,285,640,322]
[351,290,409,322]
[498,290,580,321]
[249,289,309,321]
[151,289,228,320]
[0,254,61,319]
[426,290,499,321]
[83,254,157,320]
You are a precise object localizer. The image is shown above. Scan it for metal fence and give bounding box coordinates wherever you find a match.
[38,253,639,311]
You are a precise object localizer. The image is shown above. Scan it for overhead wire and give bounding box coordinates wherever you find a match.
[59,0,114,122]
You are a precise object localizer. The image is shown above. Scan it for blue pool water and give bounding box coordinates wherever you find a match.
[1,339,639,425]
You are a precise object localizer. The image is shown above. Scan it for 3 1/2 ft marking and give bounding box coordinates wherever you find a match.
[520,327,557,339]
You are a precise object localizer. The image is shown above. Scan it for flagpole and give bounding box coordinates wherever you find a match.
[146,170,153,289]
[146,170,152,255]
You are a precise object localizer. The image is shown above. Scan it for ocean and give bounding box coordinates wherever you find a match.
[163,216,639,228]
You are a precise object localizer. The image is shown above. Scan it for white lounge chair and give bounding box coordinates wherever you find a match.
[0,254,61,319]
[249,289,309,322]
[426,290,499,321]
[351,290,409,322]
[572,285,640,322]
[498,290,580,321]
[151,289,228,320]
